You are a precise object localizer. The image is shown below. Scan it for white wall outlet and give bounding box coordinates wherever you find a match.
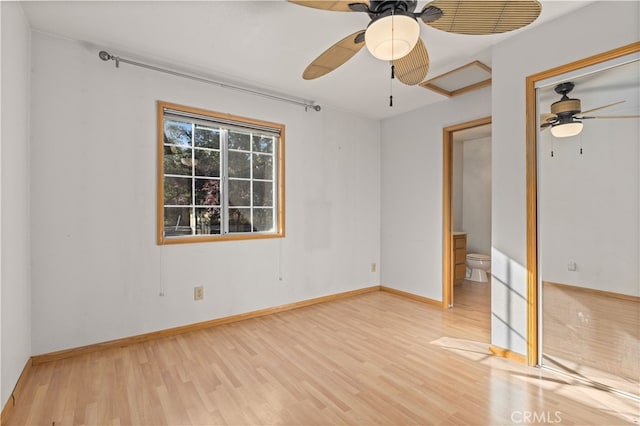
[371,262,377,273]
[194,286,204,301]
[567,261,577,272]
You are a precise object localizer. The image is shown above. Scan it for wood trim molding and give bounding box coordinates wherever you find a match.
[525,41,640,368]
[380,286,443,307]
[420,61,492,97]
[1,358,33,425]
[30,285,451,366]
[526,42,640,84]
[543,281,640,303]
[32,286,381,365]
[156,101,165,245]
[442,117,492,309]
[525,73,539,367]
[443,127,453,308]
[489,345,526,365]
[30,285,449,366]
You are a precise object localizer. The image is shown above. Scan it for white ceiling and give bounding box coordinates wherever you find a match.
[22,0,593,120]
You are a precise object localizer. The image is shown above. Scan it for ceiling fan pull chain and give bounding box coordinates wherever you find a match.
[390,64,395,107]
[579,134,583,155]
[390,8,394,107]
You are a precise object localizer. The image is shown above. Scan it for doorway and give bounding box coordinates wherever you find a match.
[442,117,492,318]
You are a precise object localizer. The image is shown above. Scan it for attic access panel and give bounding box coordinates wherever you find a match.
[420,60,492,97]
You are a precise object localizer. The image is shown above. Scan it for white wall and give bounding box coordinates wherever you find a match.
[452,136,492,254]
[540,117,639,297]
[30,32,380,354]
[491,1,639,354]
[452,140,463,231]
[462,136,492,255]
[1,2,31,406]
[380,88,491,300]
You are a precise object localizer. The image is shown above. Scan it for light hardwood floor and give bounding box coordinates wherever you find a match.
[6,288,640,425]
[449,279,491,342]
[542,281,640,397]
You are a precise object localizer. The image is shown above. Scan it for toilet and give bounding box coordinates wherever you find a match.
[466,253,491,282]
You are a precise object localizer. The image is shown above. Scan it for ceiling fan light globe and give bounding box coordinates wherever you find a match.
[550,121,583,138]
[365,14,420,61]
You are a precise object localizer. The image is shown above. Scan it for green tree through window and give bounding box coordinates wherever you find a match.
[158,101,285,244]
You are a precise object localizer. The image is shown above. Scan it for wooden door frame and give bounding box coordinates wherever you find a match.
[442,116,492,308]
[525,42,640,366]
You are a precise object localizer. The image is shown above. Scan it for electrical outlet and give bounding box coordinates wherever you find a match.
[371,262,377,273]
[567,261,577,272]
[194,286,204,301]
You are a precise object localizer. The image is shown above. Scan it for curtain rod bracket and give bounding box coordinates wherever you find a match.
[97,50,320,112]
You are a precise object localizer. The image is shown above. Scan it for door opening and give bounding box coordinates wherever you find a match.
[442,117,492,308]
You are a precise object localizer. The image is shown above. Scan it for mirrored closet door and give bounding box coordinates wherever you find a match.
[537,53,640,397]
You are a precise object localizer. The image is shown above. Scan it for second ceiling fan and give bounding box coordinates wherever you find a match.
[290,0,543,87]
[541,81,640,138]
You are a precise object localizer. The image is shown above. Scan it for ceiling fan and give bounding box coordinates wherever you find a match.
[289,0,543,90]
[541,82,640,138]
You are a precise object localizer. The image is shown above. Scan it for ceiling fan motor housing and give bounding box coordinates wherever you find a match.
[551,98,581,117]
[368,0,417,16]
[551,81,581,121]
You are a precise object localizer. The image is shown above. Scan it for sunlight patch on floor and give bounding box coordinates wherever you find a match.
[431,336,640,425]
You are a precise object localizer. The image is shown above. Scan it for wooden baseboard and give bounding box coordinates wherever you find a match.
[543,281,640,303]
[1,357,33,425]
[32,285,381,365]
[380,286,443,307]
[489,344,526,364]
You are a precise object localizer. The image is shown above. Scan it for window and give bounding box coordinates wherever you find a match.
[157,101,284,244]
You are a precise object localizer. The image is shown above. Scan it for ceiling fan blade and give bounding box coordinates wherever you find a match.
[418,4,444,23]
[579,115,640,119]
[540,113,556,124]
[578,100,625,116]
[288,0,369,12]
[424,0,542,35]
[393,38,429,86]
[302,30,366,80]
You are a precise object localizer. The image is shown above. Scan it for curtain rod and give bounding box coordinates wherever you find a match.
[98,51,321,112]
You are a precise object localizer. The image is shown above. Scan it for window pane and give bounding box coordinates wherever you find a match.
[164,120,192,147]
[194,125,220,149]
[253,154,273,180]
[228,130,251,151]
[253,208,274,232]
[229,180,250,206]
[195,207,221,235]
[228,151,251,178]
[164,176,192,205]
[253,181,273,207]
[195,179,220,206]
[159,103,283,243]
[164,146,192,176]
[228,208,252,233]
[164,207,193,236]
[252,135,274,153]
[194,149,220,177]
